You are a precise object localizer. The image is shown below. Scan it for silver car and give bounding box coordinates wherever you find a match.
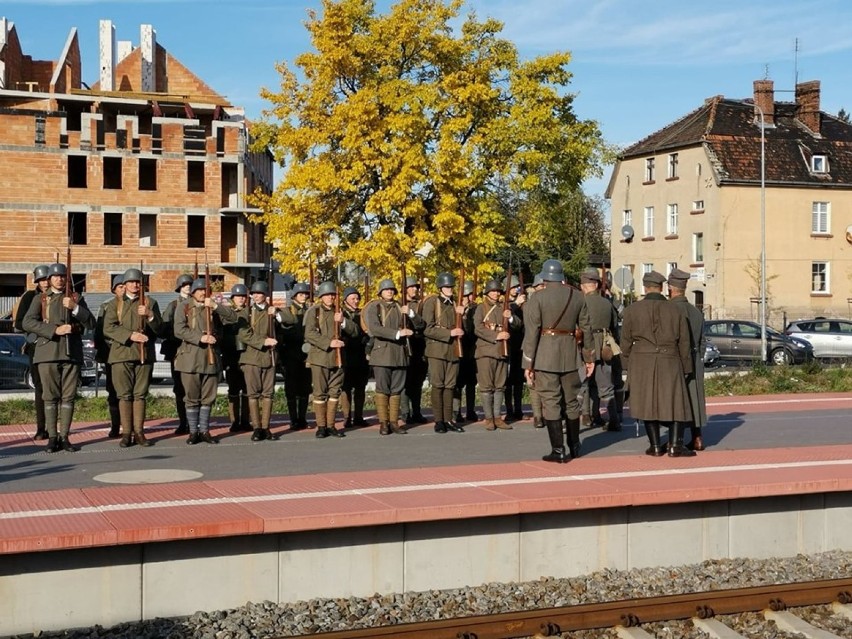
[785,318,852,358]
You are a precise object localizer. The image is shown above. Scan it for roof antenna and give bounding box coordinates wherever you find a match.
[794,37,799,88]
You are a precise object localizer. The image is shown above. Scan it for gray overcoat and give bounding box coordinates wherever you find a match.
[670,295,707,427]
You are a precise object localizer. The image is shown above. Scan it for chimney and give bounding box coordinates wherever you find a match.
[752,80,775,126]
[99,20,115,92]
[796,80,821,134]
[140,24,156,92]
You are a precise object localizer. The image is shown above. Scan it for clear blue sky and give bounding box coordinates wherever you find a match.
[5,0,852,208]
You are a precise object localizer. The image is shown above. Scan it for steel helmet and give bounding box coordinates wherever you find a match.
[292,282,311,295]
[317,281,337,297]
[462,280,475,296]
[342,286,359,299]
[174,274,193,292]
[33,265,49,282]
[122,268,143,283]
[378,279,397,294]
[249,281,268,295]
[436,272,455,288]
[231,283,249,296]
[541,259,564,282]
[111,273,125,291]
[503,275,520,290]
[483,279,502,294]
[190,278,207,294]
[404,277,419,288]
[48,263,67,277]
[532,273,544,287]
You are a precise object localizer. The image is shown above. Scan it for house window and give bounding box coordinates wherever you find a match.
[693,200,704,211]
[812,201,830,234]
[666,262,678,277]
[139,214,158,247]
[811,262,829,293]
[187,161,205,192]
[644,157,655,182]
[623,209,632,227]
[68,212,88,245]
[667,153,679,179]
[187,215,206,248]
[811,155,828,173]
[68,155,87,188]
[104,213,122,246]
[139,158,157,191]
[693,232,704,263]
[666,204,678,235]
[103,157,122,189]
[643,206,654,237]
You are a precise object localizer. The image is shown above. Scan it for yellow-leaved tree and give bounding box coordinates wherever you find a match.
[250,0,609,284]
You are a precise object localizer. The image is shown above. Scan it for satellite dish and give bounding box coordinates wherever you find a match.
[613,266,634,291]
[621,225,634,242]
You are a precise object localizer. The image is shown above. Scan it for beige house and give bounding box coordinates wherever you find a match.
[606,79,852,325]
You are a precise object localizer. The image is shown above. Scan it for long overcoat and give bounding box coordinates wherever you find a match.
[670,295,707,427]
[620,292,692,421]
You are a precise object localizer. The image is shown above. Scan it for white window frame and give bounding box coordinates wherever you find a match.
[642,263,654,293]
[693,232,704,263]
[667,152,679,179]
[692,199,704,211]
[811,155,828,173]
[645,157,655,182]
[623,209,632,228]
[811,262,830,293]
[666,203,678,235]
[643,206,654,237]
[812,201,830,234]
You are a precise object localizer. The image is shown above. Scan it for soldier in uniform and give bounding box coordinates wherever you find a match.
[238,281,283,441]
[280,282,312,430]
[173,278,238,444]
[161,274,193,435]
[304,281,357,438]
[454,280,479,423]
[14,264,51,440]
[222,284,252,433]
[667,268,707,452]
[620,270,694,457]
[526,274,546,429]
[102,267,164,447]
[339,286,370,429]
[22,262,96,452]
[473,279,521,430]
[504,275,528,422]
[521,259,594,463]
[579,268,622,432]
[400,277,428,425]
[94,274,125,438]
[422,272,466,434]
[365,279,419,435]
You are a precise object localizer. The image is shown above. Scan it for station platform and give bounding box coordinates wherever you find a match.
[0,392,850,635]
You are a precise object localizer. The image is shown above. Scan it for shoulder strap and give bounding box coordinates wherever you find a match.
[548,286,573,330]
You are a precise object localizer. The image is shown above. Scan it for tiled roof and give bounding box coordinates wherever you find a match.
[620,98,852,187]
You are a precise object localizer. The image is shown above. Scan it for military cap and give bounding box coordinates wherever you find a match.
[405,277,419,288]
[231,283,249,296]
[48,263,67,277]
[667,268,691,288]
[33,265,50,282]
[540,259,564,282]
[174,274,193,292]
[532,273,544,287]
[483,279,502,294]
[342,286,359,299]
[378,278,397,294]
[317,281,337,297]
[580,268,601,284]
[436,272,455,288]
[292,282,311,295]
[642,270,666,287]
[122,268,143,283]
[463,280,475,296]
[111,273,125,291]
[249,281,267,295]
[190,278,207,294]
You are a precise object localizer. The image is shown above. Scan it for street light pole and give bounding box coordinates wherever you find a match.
[755,103,767,363]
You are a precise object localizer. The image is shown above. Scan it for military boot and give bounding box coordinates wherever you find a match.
[44,403,59,452]
[133,399,152,447]
[338,391,352,429]
[185,406,201,445]
[262,397,279,440]
[118,400,134,448]
[605,399,622,432]
[238,394,252,431]
[174,398,189,435]
[227,394,240,432]
[542,419,568,463]
[566,417,581,458]
[481,391,495,430]
[444,388,464,432]
[668,422,697,457]
[644,421,665,456]
[389,394,407,434]
[326,399,345,438]
[375,393,391,435]
[198,406,218,444]
[58,402,78,452]
[688,424,705,451]
[108,402,121,438]
[314,401,329,438]
[286,394,301,430]
[250,398,265,441]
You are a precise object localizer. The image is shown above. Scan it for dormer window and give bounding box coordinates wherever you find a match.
[811,155,828,173]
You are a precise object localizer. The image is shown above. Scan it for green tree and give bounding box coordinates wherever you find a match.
[838,107,850,123]
[250,0,611,280]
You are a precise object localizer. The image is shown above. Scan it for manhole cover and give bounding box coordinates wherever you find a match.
[93,469,203,484]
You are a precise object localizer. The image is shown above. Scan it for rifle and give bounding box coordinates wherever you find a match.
[308,261,315,304]
[502,263,512,357]
[64,245,73,357]
[267,263,277,370]
[400,264,412,356]
[455,267,464,358]
[333,284,342,367]
[204,257,214,365]
[363,273,371,301]
[138,259,146,364]
[193,251,199,280]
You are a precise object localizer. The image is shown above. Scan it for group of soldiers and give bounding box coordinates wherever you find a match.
[13,258,707,462]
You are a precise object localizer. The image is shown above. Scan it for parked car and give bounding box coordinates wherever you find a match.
[80,331,98,385]
[0,333,34,389]
[703,342,721,367]
[784,318,852,359]
[703,320,813,365]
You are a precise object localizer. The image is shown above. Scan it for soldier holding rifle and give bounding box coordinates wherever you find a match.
[454,279,479,423]
[14,264,51,441]
[280,281,312,430]
[102,267,163,447]
[161,273,194,435]
[400,276,428,425]
[222,284,252,433]
[339,286,370,429]
[22,259,96,452]
[94,273,125,438]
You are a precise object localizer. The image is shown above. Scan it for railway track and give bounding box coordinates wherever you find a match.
[282,577,852,639]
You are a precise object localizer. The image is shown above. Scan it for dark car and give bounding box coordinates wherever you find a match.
[784,318,852,359]
[0,333,34,389]
[703,342,721,367]
[80,331,98,385]
[704,320,813,365]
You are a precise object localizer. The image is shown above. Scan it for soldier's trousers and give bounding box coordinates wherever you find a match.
[28,353,46,430]
[475,357,507,392]
[374,366,406,396]
[181,372,219,408]
[311,365,344,402]
[535,370,581,421]
[402,358,427,417]
[225,362,247,396]
[170,360,188,428]
[111,361,153,401]
[39,362,79,404]
[242,364,276,399]
[341,363,369,418]
[428,358,458,423]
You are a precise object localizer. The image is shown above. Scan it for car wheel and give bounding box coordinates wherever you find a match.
[25,368,35,390]
[770,348,792,366]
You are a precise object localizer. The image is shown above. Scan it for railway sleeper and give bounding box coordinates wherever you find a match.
[692,617,748,639]
[764,609,845,639]
[831,601,852,621]
[615,626,656,639]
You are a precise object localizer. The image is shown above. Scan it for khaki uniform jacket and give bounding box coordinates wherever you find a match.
[342,306,369,366]
[22,290,96,364]
[583,291,620,359]
[173,299,238,374]
[422,294,460,362]
[365,299,416,368]
[14,288,39,358]
[473,298,522,360]
[222,304,249,367]
[160,295,189,361]
[522,282,593,373]
[102,295,164,364]
[280,300,308,365]
[304,303,357,368]
[620,292,692,421]
[238,304,281,369]
[670,295,707,427]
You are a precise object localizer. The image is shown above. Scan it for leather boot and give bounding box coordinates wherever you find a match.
[465,382,478,422]
[133,399,152,447]
[286,395,302,430]
[297,396,310,429]
[605,399,622,432]
[512,384,524,420]
[262,397,279,440]
[108,403,121,438]
[504,385,514,417]
[227,394,239,432]
[669,422,697,457]
[58,402,77,451]
[327,399,345,437]
[375,394,390,435]
[566,417,581,458]
[481,391,495,430]
[43,401,58,441]
[118,400,134,447]
[239,394,252,431]
[444,388,464,431]
[644,421,665,456]
[688,424,705,451]
[250,398,265,441]
[389,395,407,434]
[542,419,568,463]
[314,401,329,438]
[352,384,367,425]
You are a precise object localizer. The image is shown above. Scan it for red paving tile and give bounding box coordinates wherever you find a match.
[0,488,93,514]
[81,481,224,507]
[240,494,396,532]
[0,512,118,553]
[101,502,264,543]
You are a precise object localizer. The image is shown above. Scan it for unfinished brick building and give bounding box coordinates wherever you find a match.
[0,17,274,301]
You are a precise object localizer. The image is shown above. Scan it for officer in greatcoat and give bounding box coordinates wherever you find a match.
[161,274,194,435]
[620,270,694,457]
[280,282,312,429]
[521,259,594,462]
[667,268,707,452]
[14,264,52,440]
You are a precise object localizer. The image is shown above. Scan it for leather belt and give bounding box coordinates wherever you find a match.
[592,328,605,333]
[541,329,574,336]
